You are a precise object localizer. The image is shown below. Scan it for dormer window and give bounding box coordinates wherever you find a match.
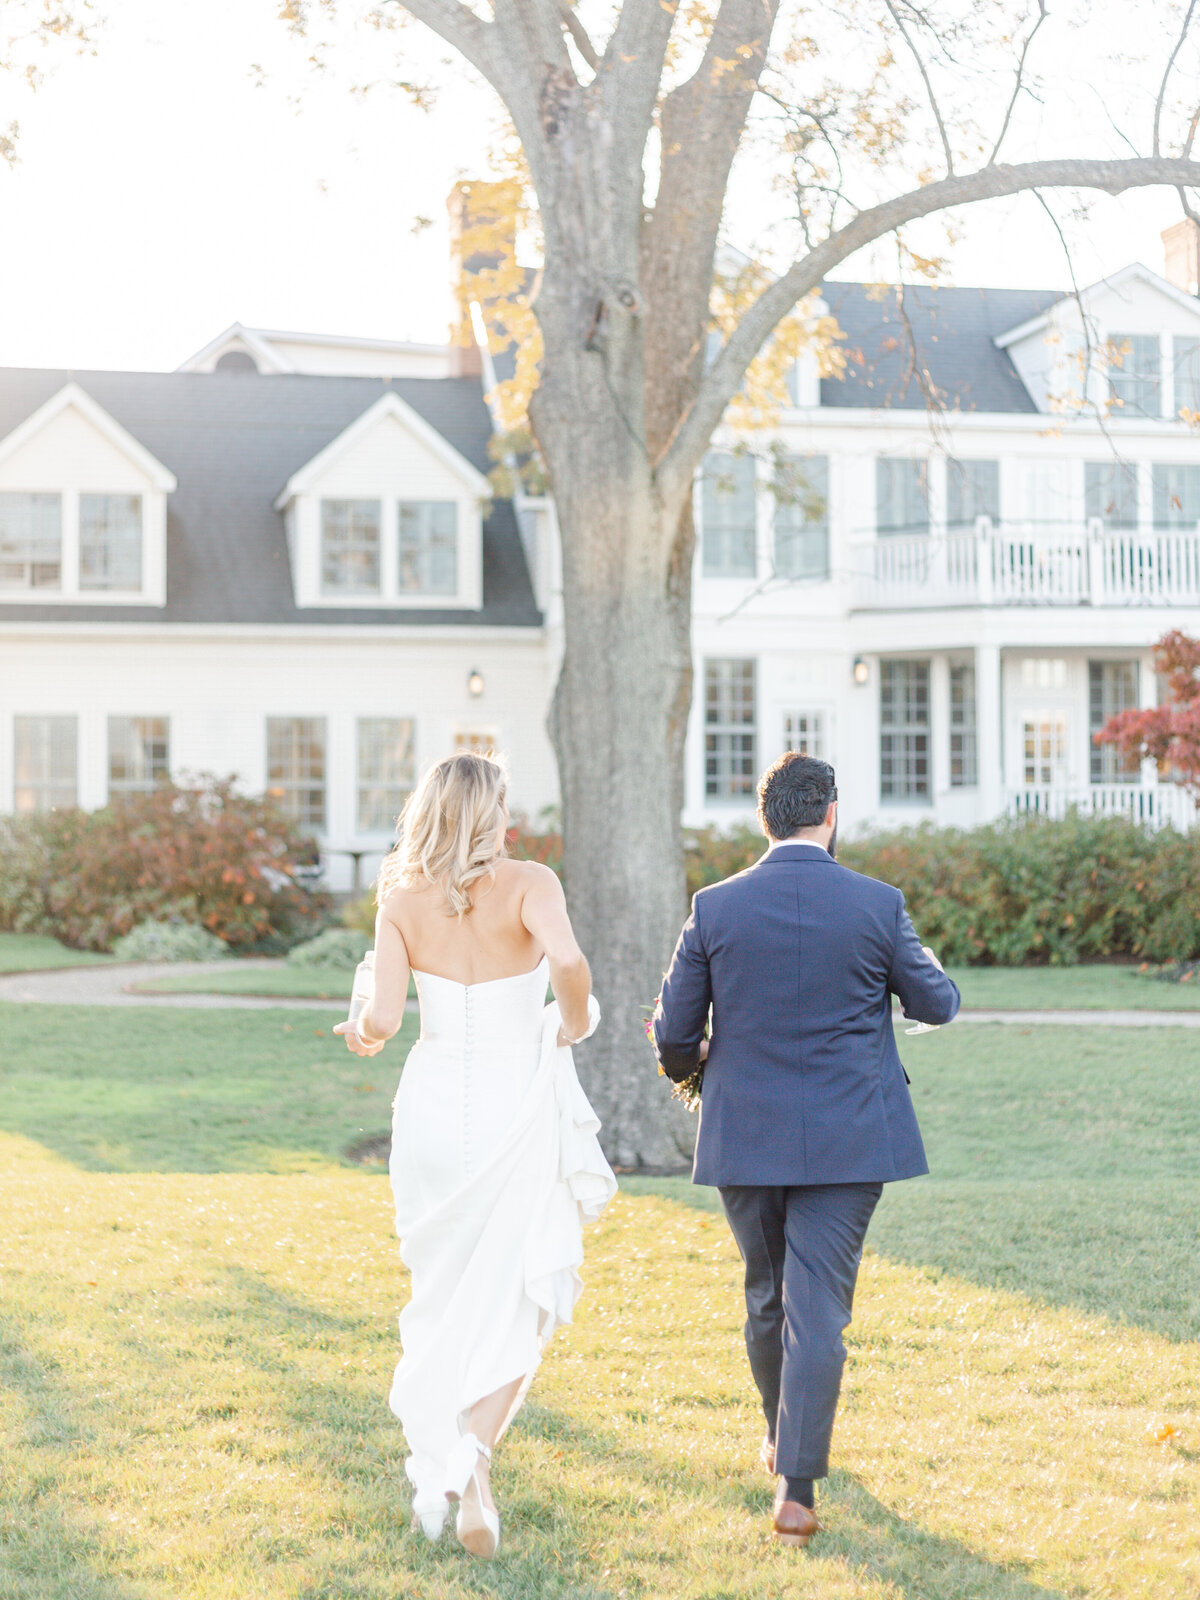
[277,391,488,611]
[399,501,457,594]
[0,384,174,606]
[321,499,381,594]
[0,492,61,590]
[80,494,143,590]
[1108,333,1161,417]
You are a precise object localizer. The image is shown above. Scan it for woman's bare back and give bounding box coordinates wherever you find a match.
[384,859,546,987]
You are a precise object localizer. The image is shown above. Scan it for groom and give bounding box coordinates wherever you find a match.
[652,753,959,1547]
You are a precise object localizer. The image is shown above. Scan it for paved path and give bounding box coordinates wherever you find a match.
[957,1007,1200,1028]
[0,960,344,1010]
[1,963,1199,1025]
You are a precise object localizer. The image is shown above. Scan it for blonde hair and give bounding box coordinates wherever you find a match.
[376,751,508,917]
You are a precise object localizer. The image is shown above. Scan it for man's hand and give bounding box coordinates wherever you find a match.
[921,945,945,973]
[333,1020,385,1057]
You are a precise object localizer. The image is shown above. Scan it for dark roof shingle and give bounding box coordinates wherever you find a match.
[819,281,1063,412]
[0,369,540,627]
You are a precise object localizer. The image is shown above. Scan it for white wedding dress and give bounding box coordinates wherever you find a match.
[387,955,617,1537]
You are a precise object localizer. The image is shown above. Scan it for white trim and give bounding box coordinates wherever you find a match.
[175,323,296,375]
[993,263,1200,350]
[0,621,546,642]
[0,383,177,491]
[274,391,491,508]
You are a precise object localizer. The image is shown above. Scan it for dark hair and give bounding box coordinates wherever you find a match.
[757,753,837,839]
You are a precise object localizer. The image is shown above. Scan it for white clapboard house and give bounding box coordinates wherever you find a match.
[3,222,1200,887]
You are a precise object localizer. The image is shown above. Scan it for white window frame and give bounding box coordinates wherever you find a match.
[276,392,487,612]
[0,384,173,607]
[107,715,170,801]
[13,714,78,813]
[781,707,830,762]
[356,716,416,835]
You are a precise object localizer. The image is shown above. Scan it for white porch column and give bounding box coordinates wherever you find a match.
[1139,652,1159,796]
[930,654,951,810]
[976,643,1004,820]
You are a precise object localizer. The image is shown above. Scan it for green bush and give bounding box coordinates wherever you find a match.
[113,921,231,963]
[0,776,328,953]
[286,928,369,970]
[837,813,1200,966]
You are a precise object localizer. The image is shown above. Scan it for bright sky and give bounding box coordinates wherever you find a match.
[0,0,1190,373]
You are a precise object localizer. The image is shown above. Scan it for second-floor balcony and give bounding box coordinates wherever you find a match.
[851,518,1200,610]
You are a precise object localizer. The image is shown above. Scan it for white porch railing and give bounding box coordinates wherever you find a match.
[1007,784,1197,830]
[851,518,1200,609]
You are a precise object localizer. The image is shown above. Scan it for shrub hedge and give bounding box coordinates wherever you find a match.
[0,776,328,953]
[503,812,1200,966]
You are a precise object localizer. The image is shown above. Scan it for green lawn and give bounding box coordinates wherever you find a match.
[0,1007,1197,1597]
[0,931,117,973]
[946,962,1200,1010]
[137,965,419,1002]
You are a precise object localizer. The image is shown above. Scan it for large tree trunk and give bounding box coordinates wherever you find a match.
[530,251,698,1167]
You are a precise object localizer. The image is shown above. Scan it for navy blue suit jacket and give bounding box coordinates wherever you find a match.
[653,841,961,1187]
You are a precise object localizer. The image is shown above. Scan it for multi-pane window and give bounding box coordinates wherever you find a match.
[14,715,77,812]
[1084,461,1139,530]
[108,716,169,799]
[879,660,930,802]
[1152,463,1200,529]
[946,459,1000,531]
[398,501,458,595]
[875,459,929,537]
[0,492,62,590]
[1023,715,1068,786]
[782,710,825,760]
[949,663,978,788]
[321,499,381,594]
[701,453,757,578]
[80,494,142,590]
[704,658,756,800]
[357,717,415,832]
[1108,332,1161,417]
[454,728,498,755]
[266,717,326,830]
[1174,337,1200,417]
[773,455,829,579]
[1089,661,1140,783]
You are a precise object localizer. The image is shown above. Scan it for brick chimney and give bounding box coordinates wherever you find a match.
[1163,218,1200,296]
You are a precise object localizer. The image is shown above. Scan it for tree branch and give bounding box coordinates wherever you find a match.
[599,0,681,165]
[391,0,500,86]
[885,0,954,175]
[1154,0,1198,157]
[987,0,1048,165]
[559,1,600,72]
[658,155,1200,506]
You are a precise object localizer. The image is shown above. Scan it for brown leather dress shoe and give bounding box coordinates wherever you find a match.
[760,1434,775,1475]
[772,1480,820,1548]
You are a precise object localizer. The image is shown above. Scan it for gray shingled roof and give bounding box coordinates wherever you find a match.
[819,281,1064,412]
[0,369,540,627]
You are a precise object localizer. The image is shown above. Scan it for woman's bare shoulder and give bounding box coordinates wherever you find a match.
[498,858,560,890]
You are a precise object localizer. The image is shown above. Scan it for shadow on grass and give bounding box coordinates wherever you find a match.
[0,1314,148,1600]
[626,1175,1200,1344]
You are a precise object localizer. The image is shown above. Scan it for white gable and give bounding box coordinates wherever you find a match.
[0,383,176,492]
[177,323,452,379]
[275,391,490,508]
[276,391,488,613]
[994,264,1200,417]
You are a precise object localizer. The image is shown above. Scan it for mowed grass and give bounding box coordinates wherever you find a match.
[0,1004,416,1172]
[136,965,361,1001]
[946,963,1200,1011]
[0,932,117,973]
[1,1008,1198,1597]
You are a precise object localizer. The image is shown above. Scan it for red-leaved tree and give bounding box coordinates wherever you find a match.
[1096,631,1200,797]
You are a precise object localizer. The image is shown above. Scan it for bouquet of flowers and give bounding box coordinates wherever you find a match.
[643,998,706,1114]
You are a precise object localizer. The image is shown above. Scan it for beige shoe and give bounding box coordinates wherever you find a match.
[453,1440,500,1559]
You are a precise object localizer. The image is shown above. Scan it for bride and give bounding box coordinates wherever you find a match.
[333,751,616,1557]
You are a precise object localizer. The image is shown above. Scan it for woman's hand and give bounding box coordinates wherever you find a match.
[697,1038,710,1062]
[333,1021,385,1057]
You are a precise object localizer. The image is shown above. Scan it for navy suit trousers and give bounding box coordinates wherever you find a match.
[719,1181,882,1480]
